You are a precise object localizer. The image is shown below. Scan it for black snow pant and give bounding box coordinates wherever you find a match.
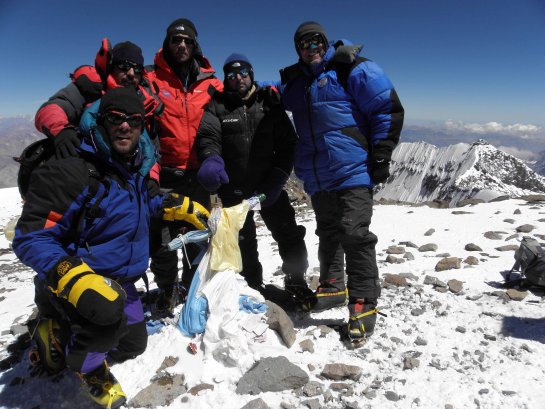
[149,168,210,290]
[223,190,308,288]
[310,187,381,301]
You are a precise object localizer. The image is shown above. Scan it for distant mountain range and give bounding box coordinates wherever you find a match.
[0,116,41,189]
[2,116,545,206]
[375,140,545,206]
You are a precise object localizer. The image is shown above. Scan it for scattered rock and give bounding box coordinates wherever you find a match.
[504,233,519,241]
[129,373,187,408]
[329,382,354,396]
[484,231,503,240]
[236,356,309,395]
[464,256,479,265]
[503,218,515,224]
[157,356,179,373]
[383,274,408,287]
[516,224,534,233]
[302,381,323,397]
[188,383,214,396]
[521,194,545,202]
[299,339,315,353]
[386,255,405,264]
[265,301,296,347]
[506,289,528,301]
[495,245,519,252]
[415,336,428,346]
[448,279,463,293]
[419,243,438,252]
[399,241,419,248]
[385,391,401,401]
[435,257,461,272]
[240,398,270,409]
[386,245,405,254]
[456,326,466,334]
[424,228,435,236]
[514,209,522,215]
[404,252,415,261]
[451,210,473,215]
[465,243,482,251]
[424,275,447,287]
[320,363,362,381]
[403,357,420,370]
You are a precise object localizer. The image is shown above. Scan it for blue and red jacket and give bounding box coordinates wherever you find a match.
[13,101,163,282]
[276,40,404,195]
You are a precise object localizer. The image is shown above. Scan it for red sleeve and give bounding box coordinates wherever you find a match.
[35,104,70,137]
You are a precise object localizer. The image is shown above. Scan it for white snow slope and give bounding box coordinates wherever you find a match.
[0,186,544,409]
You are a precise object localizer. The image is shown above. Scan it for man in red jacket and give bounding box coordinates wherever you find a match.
[145,18,223,310]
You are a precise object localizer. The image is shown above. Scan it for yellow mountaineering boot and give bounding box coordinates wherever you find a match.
[28,318,67,375]
[79,361,126,409]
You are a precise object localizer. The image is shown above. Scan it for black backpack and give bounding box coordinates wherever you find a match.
[509,236,545,287]
[13,138,108,239]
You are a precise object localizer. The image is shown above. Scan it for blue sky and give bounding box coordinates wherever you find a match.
[1,0,545,129]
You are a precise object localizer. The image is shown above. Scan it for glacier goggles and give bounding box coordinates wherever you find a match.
[103,110,143,128]
[170,35,195,47]
[114,60,143,74]
[298,33,324,50]
[225,68,250,81]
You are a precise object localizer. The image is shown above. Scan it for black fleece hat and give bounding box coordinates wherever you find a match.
[293,21,328,51]
[99,87,145,119]
[112,41,144,66]
[223,53,254,82]
[166,18,198,39]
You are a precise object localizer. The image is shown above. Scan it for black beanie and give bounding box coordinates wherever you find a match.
[223,53,254,82]
[112,41,144,66]
[166,18,198,39]
[99,87,145,119]
[293,21,328,50]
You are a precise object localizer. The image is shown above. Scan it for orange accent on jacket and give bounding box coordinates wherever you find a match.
[44,210,63,229]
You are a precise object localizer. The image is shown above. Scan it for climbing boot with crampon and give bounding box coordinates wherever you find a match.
[313,280,348,312]
[284,277,317,311]
[28,318,67,375]
[79,361,126,409]
[347,299,379,340]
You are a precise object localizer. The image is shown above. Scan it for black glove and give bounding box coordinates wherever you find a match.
[146,178,161,197]
[258,167,289,208]
[371,159,390,184]
[54,128,81,159]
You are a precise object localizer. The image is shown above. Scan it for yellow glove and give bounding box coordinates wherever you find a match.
[48,257,126,326]
[162,193,210,230]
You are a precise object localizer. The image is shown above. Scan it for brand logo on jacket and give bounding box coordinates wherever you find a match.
[222,118,239,123]
[162,90,171,97]
[318,77,328,88]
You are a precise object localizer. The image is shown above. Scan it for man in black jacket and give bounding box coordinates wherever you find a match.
[196,53,313,306]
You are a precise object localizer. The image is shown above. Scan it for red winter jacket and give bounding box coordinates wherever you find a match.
[145,50,223,170]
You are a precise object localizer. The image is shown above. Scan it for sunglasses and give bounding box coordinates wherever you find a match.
[298,33,324,50]
[103,111,143,128]
[170,36,195,47]
[225,68,250,81]
[114,60,143,74]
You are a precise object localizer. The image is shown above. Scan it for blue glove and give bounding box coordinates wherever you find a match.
[197,155,229,192]
[258,167,289,208]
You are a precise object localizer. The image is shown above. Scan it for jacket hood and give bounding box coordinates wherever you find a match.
[79,99,157,176]
[154,49,216,82]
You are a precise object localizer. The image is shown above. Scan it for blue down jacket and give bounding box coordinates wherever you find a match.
[277,39,404,195]
[13,100,163,282]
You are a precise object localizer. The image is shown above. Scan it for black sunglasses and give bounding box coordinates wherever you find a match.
[114,60,143,74]
[298,33,324,50]
[103,111,143,128]
[170,36,195,47]
[225,68,250,81]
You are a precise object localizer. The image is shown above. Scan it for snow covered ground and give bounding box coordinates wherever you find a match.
[0,186,544,409]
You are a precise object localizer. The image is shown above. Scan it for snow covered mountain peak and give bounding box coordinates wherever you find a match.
[375,140,545,206]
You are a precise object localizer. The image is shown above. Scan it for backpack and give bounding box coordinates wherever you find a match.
[509,236,545,287]
[13,138,108,240]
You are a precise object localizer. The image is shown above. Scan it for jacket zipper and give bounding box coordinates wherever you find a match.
[305,83,322,191]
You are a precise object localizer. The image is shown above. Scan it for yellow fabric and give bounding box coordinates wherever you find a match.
[69,275,120,306]
[54,262,119,306]
[163,194,210,230]
[209,201,250,273]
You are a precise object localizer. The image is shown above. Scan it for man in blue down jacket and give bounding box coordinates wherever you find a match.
[13,87,208,409]
[276,21,404,339]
